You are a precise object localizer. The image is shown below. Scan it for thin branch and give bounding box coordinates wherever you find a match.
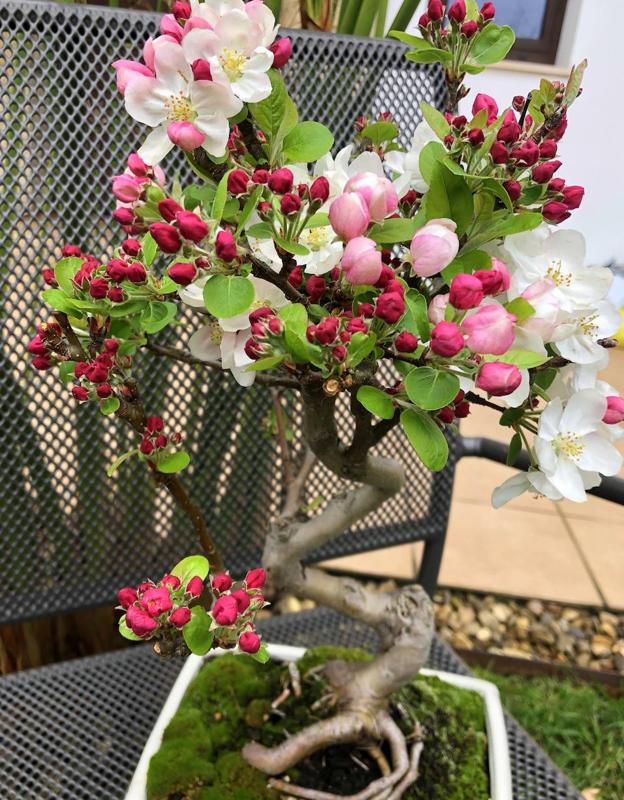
[272,389,294,487]
[465,391,506,413]
[238,117,266,163]
[249,253,309,306]
[54,312,86,361]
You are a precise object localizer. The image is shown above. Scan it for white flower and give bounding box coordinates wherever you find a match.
[189,0,278,48]
[504,226,613,313]
[218,275,289,331]
[552,301,621,365]
[124,39,242,164]
[182,8,275,102]
[384,121,438,194]
[189,321,255,386]
[492,469,601,507]
[178,274,209,308]
[314,145,386,200]
[298,226,343,275]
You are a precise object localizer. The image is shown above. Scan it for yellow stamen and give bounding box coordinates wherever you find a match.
[300,226,331,252]
[546,259,572,287]
[553,432,584,461]
[165,91,194,122]
[220,47,247,81]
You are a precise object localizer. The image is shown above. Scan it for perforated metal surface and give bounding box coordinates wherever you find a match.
[0,0,454,625]
[0,608,583,800]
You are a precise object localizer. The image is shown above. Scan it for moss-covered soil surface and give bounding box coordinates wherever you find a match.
[147,646,489,800]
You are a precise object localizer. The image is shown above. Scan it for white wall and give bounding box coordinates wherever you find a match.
[386,0,624,267]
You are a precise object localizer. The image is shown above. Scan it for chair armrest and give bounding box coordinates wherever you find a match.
[458,436,624,506]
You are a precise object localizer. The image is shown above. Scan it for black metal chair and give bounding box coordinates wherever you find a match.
[2,2,620,798]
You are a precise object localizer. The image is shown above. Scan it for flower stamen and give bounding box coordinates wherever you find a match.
[219,48,247,81]
[553,432,584,461]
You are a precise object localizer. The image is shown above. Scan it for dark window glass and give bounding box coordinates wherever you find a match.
[494,0,549,39]
[494,0,568,64]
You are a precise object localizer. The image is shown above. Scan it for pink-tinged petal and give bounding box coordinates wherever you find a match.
[191,80,242,118]
[182,27,221,61]
[124,75,170,126]
[183,16,213,35]
[153,39,192,92]
[143,37,155,71]
[232,67,271,102]
[195,114,231,158]
[167,121,205,152]
[112,60,153,94]
[138,125,175,165]
[245,0,278,47]
[214,9,259,54]
[160,13,184,43]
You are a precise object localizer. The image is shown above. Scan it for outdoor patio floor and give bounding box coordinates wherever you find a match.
[323,349,624,610]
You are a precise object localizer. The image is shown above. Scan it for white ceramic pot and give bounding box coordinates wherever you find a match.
[126,644,512,800]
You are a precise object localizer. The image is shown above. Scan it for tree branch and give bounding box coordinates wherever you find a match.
[238,118,266,163]
[249,254,309,306]
[54,312,86,361]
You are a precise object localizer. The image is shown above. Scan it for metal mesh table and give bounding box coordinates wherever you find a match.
[0,608,583,800]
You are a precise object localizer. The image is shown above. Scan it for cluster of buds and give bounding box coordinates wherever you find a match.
[436,389,471,424]
[71,337,127,402]
[419,1,496,40]
[27,319,63,371]
[139,415,182,457]
[149,198,209,255]
[117,571,204,640]
[112,152,166,236]
[209,568,267,654]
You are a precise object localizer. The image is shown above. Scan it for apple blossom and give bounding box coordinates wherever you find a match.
[604,396,624,425]
[462,304,516,355]
[384,121,438,194]
[329,192,370,240]
[430,321,464,357]
[475,362,522,397]
[410,219,459,277]
[340,237,382,285]
[343,172,398,222]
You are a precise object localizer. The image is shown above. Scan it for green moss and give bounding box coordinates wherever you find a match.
[147,648,489,800]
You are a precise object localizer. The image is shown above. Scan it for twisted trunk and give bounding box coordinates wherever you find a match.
[243,380,433,796]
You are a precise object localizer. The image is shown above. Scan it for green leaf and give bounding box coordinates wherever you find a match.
[42,288,78,315]
[99,396,120,416]
[406,48,452,65]
[467,24,515,67]
[203,275,254,318]
[357,386,395,420]
[250,640,270,663]
[54,257,82,295]
[184,181,216,211]
[304,212,330,229]
[441,250,492,282]
[248,69,289,139]
[212,169,231,222]
[307,304,329,320]
[420,101,450,139]
[507,432,522,466]
[499,406,525,427]
[246,355,284,372]
[282,122,334,163]
[278,303,308,336]
[236,185,263,235]
[156,450,191,473]
[141,232,158,267]
[462,211,543,252]
[565,59,587,106]
[59,360,76,384]
[171,555,210,585]
[423,161,473,235]
[478,178,513,212]
[389,31,430,47]
[360,121,398,146]
[106,448,139,477]
[505,297,535,323]
[418,141,447,184]
[405,367,460,410]
[140,301,177,334]
[183,607,215,656]
[347,332,377,368]
[118,615,143,641]
[369,216,423,244]
[274,235,310,256]
[465,0,479,19]
[400,408,449,471]
[108,297,149,318]
[404,289,431,342]
[533,367,557,391]
[246,222,274,240]
[491,349,548,369]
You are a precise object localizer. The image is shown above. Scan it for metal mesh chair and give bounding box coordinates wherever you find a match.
[0,1,592,798]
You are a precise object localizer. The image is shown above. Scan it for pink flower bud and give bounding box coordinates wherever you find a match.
[245,568,266,589]
[122,238,141,256]
[268,168,294,194]
[532,160,562,184]
[462,304,516,355]
[310,176,330,202]
[215,230,237,261]
[96,383,112,399]
[539,140,557,159]
[126,262,147,283]
[472,93,498,124]
[89,278,109,299]
[431,321,464,357]
[212,594,239,625]
[117,587,137,608]
[149,223,181,254]
[395,332,418,353]
[448,1,466,22]
[28,335,48,356]
[160,13,183,42]
[126,605,158,637]
[167,121,205,152]
[344,172,398,222]
[191,57,212,81]
[428,294,449,324]
[161,574,181,590]
[562,185,584,210]
[141,586,173,617]
[542,201,571,224]
[427,0,444,21]
[329,192,371,240]
[169,261,197,286]
[212,572,233,593]
[269,37,292,68]
[375,292,405,324]
[450,274,484,309]
[503,180,521,202]
[112,60,154,94]
[467,128,484,146]
[410,219,459,277]
[341,237,383,285]
[186,576,204,597]
[127,153,148,177]
[490,141,509,164]
[474,258,510,295]
[177,211,208,242]
[476,362,521,396]
[112,174,143,203]
[480,2,496,20]
[113,207,135,226]
[460,20,478,37]
[280,192,301,215]
[511,140,539,166]
[239,630,261,653]
[603,396,624,424]
[227,169,249,195]
[169,606,191,628]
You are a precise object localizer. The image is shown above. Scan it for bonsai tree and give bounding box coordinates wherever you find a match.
[30,0,623,795]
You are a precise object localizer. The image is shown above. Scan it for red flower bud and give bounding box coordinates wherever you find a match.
[107,286,125,303]
[252,168,270,184]
[27,335,48,356]
[287,266,303,289]
[511,140,539,166]
[154,434,168,449]
[86,363,109,383]
[427,0,444,21]
[267,317,283,335]
[269,37,292,69]
[126,605,158,637]
[448,1,466,23]
[562,185,584,210]
[395,332,418,353]
[89,277,109,299]
[169,606,191,628]
[212,595,238,626]
[497,122,521,144]
[268,167,294,194]
[212,572,233,593]
[503,180,522,202]
[460,20,478,37]
[169,261,197,286]
[419,13,430,28]
[346,317,369,334]
[480,2,496,20]
[139,438,155,455]
[215,229,237,261]
[162,574,181,590]
[186,575,204,597]
[375,292,405,324]
[280,192,301,215]
[314,316,340,345]
[238,630,261,654]
[96,383,112,398]
[72,385,89,401]
[532,160,562,184]
[177,211,208,242]
[191,58,212,81]
[512,95,525,112]
[310,176,330,202]
[106,259,127,282]
[146,415,164,433]
[228,169,249,195]
[140,586,172,617]
[122,238,141,256]
[449,273,484,309]
[158,198,183,223]
[305,275,326,303]
[431,321,464,357]
[490,142,509,164]
[62,244,83,257]
[104,338,119,354]
[542,201,571,224]
[358,302,375,318]
[548,178,565,193]
[437,406,455,424]
[454,400,470,418]
[113,207,135,226]
[127,153,148,177]
[126,262,147,283]
[149,223,181,254]
[231,588,250,613]
[539,140,558,159]
[117,587,137,608]
[42,267,56,285]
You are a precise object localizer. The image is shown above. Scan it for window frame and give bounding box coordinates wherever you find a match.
[507,0,568,64]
